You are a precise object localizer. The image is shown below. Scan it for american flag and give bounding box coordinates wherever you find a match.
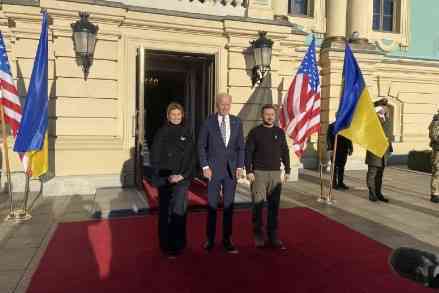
[0,32,22,137]
[0,32,26,170]
[280,37,321,157]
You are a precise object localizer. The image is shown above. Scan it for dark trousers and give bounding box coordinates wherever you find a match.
[332,166,346,187]
[367,166,384,196]
[331,152,348,187]
[158,180,190,253]
[206,174,237,243]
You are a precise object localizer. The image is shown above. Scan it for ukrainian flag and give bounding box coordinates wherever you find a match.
[13,11,48,177]
[333,44,388,158]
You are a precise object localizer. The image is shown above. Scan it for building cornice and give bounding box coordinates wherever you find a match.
[1,0,39,6]
[382,56,439,68]
[3,0,306,35]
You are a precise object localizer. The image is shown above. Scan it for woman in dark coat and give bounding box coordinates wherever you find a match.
[150,102,195,257]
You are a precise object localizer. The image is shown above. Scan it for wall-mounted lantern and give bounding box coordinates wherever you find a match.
[71,12,98,80]
[250,31,273,86]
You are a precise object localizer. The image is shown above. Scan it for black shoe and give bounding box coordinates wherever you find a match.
[377,194,389,203]
[269,239,287,251]
[203,240,214,252]
[431,195,439,203]
[166,250,181,259]
[268,231,287,251]
[369,192,378,202]
[338,183,349,190]
[253,230,266,248]
[389,247,439,288]
[223,239,239,254]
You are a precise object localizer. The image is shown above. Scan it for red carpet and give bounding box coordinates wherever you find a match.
[143,178,211,209]
[26,208,433,293]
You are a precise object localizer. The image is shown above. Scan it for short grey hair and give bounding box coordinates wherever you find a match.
[216,92,232,105]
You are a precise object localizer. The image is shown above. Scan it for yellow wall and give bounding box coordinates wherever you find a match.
[0,0,438,184]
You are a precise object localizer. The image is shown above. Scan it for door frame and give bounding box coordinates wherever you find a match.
[134,46,145,188]
[132,46,220,188]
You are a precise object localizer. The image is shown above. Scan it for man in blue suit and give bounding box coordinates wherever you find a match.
[198,92,245,253]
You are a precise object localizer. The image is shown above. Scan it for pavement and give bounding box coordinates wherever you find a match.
[0,166,438,293]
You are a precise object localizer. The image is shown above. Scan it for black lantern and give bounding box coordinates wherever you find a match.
[71,12,98,80]
[250,31,273,86]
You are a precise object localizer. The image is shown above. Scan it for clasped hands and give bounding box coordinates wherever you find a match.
[247,172,289,184]
[203,167,243,181]
[168,174,184,184]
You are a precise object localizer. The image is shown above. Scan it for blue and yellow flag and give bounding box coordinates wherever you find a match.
[13,11,48,177]
[333,44,388,158]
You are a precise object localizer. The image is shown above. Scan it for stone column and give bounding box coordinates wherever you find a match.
[272,0,288,20]
[348,0,371,45]
[325,0,348,43]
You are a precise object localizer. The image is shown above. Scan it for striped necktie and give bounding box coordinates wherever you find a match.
[220,115,227,145]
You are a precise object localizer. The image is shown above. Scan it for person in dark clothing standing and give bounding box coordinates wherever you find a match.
[245,104,290,249]
[150,102,195,258]
[326,122,353,190]
[366,98,393,202]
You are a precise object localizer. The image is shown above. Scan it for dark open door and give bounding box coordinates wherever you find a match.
[136,50,215,185]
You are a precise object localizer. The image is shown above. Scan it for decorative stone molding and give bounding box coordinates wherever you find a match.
[120,0,247,17]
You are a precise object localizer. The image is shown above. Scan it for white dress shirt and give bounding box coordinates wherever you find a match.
[218,114,230,146]
[202,114,239,171]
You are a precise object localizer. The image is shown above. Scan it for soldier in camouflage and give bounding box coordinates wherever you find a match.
[430,110,439,203]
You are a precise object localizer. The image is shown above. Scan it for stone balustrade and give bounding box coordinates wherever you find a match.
[121,0,247,17]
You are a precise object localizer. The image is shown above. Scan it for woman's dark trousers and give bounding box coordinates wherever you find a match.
[158,180,190,254]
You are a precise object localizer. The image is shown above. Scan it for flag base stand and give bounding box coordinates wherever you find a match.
[4,171,35,223]
[5,209,32,222]
[325,199,336,205]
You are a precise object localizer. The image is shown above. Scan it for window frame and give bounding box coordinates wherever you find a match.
[373,0,399,33]
[288,0,314,18]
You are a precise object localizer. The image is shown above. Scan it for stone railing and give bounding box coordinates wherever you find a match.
[121,0,248,17]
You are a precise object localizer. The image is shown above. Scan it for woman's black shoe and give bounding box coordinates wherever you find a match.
[203,240,214,252]
[223,239,238,254]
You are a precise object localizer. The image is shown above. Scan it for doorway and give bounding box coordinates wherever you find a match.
[135,49,215,184]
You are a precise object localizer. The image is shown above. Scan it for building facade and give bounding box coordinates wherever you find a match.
[0,0,438,193]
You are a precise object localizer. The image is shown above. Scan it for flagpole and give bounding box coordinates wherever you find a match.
[22,163,31,217]
[0,102,15,215]
[318,129,326,202]
[327,134,338,204]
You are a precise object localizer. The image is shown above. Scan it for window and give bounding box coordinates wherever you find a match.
[373,0,398,32]
[288,0,314,17]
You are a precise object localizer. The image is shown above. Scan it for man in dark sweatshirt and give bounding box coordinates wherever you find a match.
[245,104,290,250]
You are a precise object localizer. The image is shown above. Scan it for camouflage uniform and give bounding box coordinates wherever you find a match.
[429,110,439,203]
